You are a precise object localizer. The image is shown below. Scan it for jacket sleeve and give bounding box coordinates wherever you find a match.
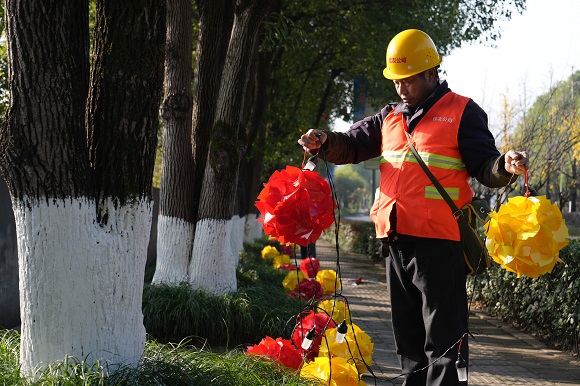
[458,100,516,188]
[319,105,392,165]
[476,153,517,188]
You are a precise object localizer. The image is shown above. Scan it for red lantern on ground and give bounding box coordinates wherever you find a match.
[300,257,320,278]
[255,165,336,246]
[292,278,324,300]
[292,310,336,360]
[246,336,303,370]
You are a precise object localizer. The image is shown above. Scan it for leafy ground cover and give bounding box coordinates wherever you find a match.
[0,330,317,385]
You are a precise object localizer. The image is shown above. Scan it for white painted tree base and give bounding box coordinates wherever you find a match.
[13,197,150,376]
[244,213,263,242]
[229,215,245,266]
[152,215,193,284]
[188,218,237,294]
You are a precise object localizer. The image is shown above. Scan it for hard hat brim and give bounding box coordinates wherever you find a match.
[383,59,442,80]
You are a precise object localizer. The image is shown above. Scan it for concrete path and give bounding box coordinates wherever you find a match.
[313,239,580,385]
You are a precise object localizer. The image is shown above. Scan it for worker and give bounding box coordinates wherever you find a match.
[298,29,528,385]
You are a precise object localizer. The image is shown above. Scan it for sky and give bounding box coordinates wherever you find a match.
[335,0,580,133]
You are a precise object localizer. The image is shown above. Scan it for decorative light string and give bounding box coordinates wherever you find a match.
[290,149,526,384]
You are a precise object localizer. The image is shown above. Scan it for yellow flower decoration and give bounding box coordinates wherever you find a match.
[282,270,306,293]
[318,323,373,374]
[261,245,280,260]
[272,253,291,269]
[485,195,569,278]
[316,269,340,294]
[300,356,366,386]
[317,299,351,325]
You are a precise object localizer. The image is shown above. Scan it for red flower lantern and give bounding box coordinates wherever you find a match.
[292,310,336,360]
[246,336,303,370]
[292,278,324,300]
[255,165,336,246]
[278,263,296,272]
[300,257,320,278]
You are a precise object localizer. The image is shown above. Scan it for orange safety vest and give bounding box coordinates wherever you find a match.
[369,92,473,241]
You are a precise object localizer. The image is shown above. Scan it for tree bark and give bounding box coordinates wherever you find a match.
[0,177,19,329]
[0,0,165,374]
[153,0,195,284]
[189,0,273,294]
[153,0,234,284]
[190,0,234,227]
[238,49,274,244]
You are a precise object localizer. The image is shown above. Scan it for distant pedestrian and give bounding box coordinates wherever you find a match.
[300,243,316,259]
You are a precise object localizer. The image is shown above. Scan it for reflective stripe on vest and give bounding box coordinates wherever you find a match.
[379,150,465,171]
[369,92,473,241]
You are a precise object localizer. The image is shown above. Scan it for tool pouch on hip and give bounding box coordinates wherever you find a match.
[458,199,492,275]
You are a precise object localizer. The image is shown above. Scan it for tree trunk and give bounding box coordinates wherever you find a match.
[0,177,19,329]
[154,0,233,284]
[239,49,273,244]
[189,0,273,294]
[0,0,165,374]
[153,0,195,284]
[190,0,234,228]
[85,0,165,368]
[230,27,260,259]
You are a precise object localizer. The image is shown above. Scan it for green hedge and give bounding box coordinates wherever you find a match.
[322,219,579,356]
[142,237,301,347]
[321,219,382,261]
[470,239,579,355]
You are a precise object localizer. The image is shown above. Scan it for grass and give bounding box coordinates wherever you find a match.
[0,330,318,385]
[142,281,300,347]
[142,239,301,347]
[1,237,320,385]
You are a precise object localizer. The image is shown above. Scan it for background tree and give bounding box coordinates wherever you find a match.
[333,164,370,214]
[153,0,234,285]
[0,1,19,330]
[152,0,525,288]
[189,0,274,293]
[153,0,195,284]
[0,0,165,374]
[506,71,580,209]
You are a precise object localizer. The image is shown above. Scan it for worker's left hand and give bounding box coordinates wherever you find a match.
[504,150,529,175]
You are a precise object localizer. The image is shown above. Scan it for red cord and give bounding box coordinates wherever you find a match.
[523,167,530,198]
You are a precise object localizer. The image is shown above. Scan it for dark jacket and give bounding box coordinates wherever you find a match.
[321,81,514,188]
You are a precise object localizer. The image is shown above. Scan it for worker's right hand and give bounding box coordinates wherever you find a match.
[298,129,327,152]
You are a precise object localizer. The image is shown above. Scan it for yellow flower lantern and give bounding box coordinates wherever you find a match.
[261,245,280,260]
[317,299,351,325]
[485,195,568,278]
[318,323,374,374]
[316,269,340,294]
[272,253,291,269]
[300,357,366,386]
[282,270,306,293]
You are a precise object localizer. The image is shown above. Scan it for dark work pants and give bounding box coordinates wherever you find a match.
[300,243,316,259]
[384,235,469,386]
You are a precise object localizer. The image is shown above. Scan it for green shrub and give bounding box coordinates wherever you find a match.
[470,239,580,355]
[142,282,300,348]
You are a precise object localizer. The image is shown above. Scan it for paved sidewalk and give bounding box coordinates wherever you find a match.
[314,239,580,385]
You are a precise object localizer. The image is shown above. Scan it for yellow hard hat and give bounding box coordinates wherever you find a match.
[383,29,442,80]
